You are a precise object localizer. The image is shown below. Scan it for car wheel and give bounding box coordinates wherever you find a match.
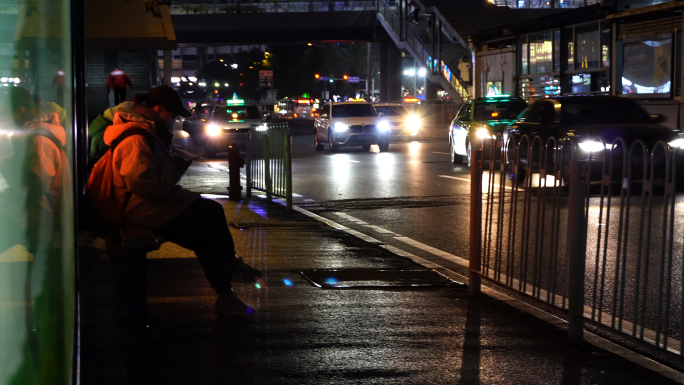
[314,130,324,151]
[378,142,389,152]
[466,142,472,168]
[451,142,464,164]
[362,144,371,151]
[329,132,340,152]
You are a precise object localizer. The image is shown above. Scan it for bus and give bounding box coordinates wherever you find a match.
[274,98,320,120]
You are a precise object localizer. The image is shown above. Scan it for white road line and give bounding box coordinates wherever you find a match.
[343,229,383,244]
[393,237,468,267]
[303,199,315,202]
[333,212,368,224]
[438,174,512,190]
[378,245,442,269]
[432,151,451,155]
[438,175,470,183]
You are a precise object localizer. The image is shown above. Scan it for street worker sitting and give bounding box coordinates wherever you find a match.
[87,86,262,328]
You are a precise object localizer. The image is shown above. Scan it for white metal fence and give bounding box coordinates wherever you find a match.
[246,122,293,209]
[471,134,684,354]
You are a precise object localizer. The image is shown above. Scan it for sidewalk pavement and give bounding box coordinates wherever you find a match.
[79,196,681,385]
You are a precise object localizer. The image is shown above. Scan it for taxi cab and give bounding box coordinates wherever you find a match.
[182,99,263,157]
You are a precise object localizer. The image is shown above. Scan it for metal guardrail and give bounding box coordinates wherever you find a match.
[246,122,293,209]
[471,134,684,355]
[170,1,375,14]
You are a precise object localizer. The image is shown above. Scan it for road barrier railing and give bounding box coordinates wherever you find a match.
[470,134,683,355]
[246,122,293,210]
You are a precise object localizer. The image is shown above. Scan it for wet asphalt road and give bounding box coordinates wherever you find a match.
[173,121,684,346]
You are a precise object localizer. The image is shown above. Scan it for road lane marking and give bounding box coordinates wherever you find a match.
[439,175,470,183]
[378,245,442,269]
[432,151,451,154]
[333,212,368,225]
[363,225,396,235]
[438,174,512,190]
[393,237,468,267]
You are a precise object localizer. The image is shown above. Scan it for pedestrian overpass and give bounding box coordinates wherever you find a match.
[169,0,472,104]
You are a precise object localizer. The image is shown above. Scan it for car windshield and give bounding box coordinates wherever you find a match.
[374,106,407,116]
[332,104,377,118]
[214,106,261,120]
[560,98,651,125]
[474,101,527,121]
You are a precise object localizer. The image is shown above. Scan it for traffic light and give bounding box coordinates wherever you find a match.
[329,75,334,83]
[343,74,349,83]
[314,74,320,83]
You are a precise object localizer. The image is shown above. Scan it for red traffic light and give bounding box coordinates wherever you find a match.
[315,73,320,83]
[343,74,349,82]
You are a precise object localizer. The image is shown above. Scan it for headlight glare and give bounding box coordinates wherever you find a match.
[669,138,684,149]
[475,128,490,139]
[406,115,421,128]
[578,140,606,153]
[206,123,221,136]
[333,122,349,132]
[377,121,390,131]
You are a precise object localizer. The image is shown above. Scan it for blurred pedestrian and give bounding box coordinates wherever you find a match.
[408,0,419,24]
[52,68,65,106]
[87,86,261,324]
[107,66,133,105]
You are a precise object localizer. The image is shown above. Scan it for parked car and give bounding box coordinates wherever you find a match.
[504,95,682,184]
[372,102,421,141]
[314,102,391,152]
[449,95,528,166]
[182,100,263,157]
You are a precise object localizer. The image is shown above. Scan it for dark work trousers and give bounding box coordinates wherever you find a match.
[153,197,237,295]
[113,88,127,105]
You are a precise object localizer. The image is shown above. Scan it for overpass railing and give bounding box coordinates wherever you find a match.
[170,1,375,14]
[376,0,469,103]
[246,122,293,210]
[469,133,684,356]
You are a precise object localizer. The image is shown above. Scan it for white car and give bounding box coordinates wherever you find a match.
[314,102,391,152]
[372,102,422,141]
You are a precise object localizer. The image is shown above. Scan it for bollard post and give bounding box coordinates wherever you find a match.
[285,134,293,211]
[246,130,252,197]
[227,143,245,201]
[263,134,272,201]
[567,160,587,344]
[469,149,483,296]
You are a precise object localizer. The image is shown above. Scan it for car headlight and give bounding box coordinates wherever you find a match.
[669,138,684,149]
[406,115,422,129]
[475,128,491,139]
[206,123,221,136]
[578,140,606,153]
[377,121,390,131]
[333,122,349,132]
